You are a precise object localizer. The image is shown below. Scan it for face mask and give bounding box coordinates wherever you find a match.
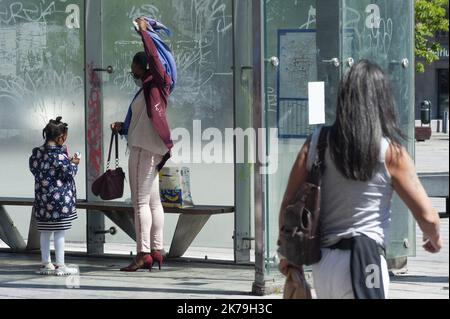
[134,78,143,88]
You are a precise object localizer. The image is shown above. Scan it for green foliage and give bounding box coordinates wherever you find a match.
[415,0,449,73]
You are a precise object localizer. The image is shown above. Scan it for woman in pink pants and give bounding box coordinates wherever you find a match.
[112,18,174,271]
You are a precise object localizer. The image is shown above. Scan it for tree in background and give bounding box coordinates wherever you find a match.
[415,0,449,73]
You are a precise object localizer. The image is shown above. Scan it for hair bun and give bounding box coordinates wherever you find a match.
[55,116,62,123]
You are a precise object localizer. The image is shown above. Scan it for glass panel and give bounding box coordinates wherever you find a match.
[101,0,234,255]
[262,0,415,273]
[0,0,85,243]
[342,0,415,258]
[263,0,329,273]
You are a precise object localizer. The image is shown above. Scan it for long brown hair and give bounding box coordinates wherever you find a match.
[329,60,406,181]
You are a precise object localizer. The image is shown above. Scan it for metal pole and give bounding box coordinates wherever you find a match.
[251,0,267,296]
[85,0,105,255]
[443,111,448,134]
[233,0,253,264]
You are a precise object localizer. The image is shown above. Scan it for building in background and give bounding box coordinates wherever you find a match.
[415,6,449,122]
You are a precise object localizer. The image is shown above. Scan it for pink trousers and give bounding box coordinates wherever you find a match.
[129,147,164,253]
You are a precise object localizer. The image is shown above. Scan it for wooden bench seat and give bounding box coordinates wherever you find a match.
[0,197,234,258]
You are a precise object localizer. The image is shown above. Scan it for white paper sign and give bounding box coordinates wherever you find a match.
[308,82,325,125]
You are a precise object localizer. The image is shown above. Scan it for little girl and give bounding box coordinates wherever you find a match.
[29,117,80,276]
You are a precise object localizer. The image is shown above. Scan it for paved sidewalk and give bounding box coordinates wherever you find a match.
[0,220,447,299]
[380,133,449,298]
[388,219,449,299]
[415,132,449,173]
[0,253,265,299]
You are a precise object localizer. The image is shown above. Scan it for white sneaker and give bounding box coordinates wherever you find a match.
[55,264,78,276]
[37,263,56,275]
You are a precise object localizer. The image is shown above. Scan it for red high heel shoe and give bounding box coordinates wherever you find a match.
[150,250,163,271]
[120,253,153,272]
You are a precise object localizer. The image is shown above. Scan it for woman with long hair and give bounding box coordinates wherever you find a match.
[278,60,442,299]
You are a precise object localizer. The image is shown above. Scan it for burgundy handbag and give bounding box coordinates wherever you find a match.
[91,131,125,200]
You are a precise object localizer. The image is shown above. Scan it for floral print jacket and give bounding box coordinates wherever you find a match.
[29,145,78,223]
